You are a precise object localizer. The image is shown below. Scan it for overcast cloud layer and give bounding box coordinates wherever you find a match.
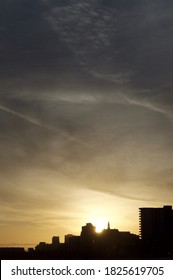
[0,0,173,243]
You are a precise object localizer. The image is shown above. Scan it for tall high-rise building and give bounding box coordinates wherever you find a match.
[139,205,173,244]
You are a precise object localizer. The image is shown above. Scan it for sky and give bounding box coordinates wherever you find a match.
[0,0,173,246]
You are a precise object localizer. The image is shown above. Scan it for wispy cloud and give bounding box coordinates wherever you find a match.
[126,96,173,121]
[0,103,91,147]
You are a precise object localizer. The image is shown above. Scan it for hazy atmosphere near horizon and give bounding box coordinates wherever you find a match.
[0,0,173,246]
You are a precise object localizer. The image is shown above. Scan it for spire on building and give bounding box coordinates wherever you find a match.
[107,221,110,230]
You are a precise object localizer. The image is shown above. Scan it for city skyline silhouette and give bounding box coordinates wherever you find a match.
[1,205,173,260]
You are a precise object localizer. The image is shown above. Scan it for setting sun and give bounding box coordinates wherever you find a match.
[93,219,108,233]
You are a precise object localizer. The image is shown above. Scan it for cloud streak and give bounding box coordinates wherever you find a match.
[0,103,92,147]
[125,96,173,121]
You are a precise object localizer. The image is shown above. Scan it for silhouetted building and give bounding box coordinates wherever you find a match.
[81,223,96,238]
[68,236,81,255]
[0,247,26,260]
[80,223,97,257]
[139,205,173,258]
[65,234,74,244]
[52,236,59,246]
[97,223,139,259]
[139,205,173,243]
[35,242,49,251]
